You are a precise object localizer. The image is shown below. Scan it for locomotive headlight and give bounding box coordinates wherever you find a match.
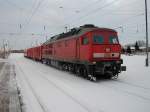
[93,53,104,58]
[111,53,119,57]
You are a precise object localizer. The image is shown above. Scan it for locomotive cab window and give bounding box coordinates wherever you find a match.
[82,37,89,45]
[93,35,104,44]
[109,36,118,44]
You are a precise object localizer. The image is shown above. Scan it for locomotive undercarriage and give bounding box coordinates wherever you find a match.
[91,62,122,79]
[42,58,126,81]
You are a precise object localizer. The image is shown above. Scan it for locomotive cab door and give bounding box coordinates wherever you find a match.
[76,39,80,59]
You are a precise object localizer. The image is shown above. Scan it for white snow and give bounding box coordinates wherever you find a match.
[9,53,150,112]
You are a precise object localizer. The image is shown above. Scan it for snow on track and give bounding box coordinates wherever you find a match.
[9,53,150,112]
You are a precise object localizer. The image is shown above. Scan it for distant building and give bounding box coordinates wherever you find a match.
[122,45,150,55]
[139,46,150,52]
[10,50,24,53]
[130,47,135,53]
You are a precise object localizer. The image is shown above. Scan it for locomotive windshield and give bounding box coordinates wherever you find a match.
[93,35,104,44]
[109,36,118,44]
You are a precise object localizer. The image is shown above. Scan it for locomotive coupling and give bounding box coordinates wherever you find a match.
[121,66,126,71]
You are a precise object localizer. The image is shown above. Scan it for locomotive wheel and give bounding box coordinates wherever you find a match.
[62,64,68,71]
[68,64,74,73]
[42,59,46,64]
[81,66,88,78]
[76,66,81,76]
[70,65,76,74]
[76,66,85,76]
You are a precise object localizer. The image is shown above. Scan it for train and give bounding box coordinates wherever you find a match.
[24,24,126,81]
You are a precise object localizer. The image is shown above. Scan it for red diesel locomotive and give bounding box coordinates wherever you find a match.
[25,24,126,81]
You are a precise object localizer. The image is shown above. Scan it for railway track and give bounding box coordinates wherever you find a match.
[21,63,97,112]
[16,60,101,112]
[16,62,50,112]
[104,84,150,102]
[95,79,150,102]
[112,79,150,91]
[9,53,150,112]
[12,55,150,112]
[22,61,150,112]
[35,62,150,103]
[37,73,92,112]
[24,58,150,103]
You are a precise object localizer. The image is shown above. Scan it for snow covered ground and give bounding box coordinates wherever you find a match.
[9,53,150,112]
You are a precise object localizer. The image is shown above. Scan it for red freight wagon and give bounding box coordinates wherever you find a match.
[33,46,42,61]
[26,48,33,58]
[26,46,42,61]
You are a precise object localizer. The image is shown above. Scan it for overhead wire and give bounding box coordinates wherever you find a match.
[43,0,117,35]
[46,0,138,34]
[113,13,145,29]
[0,0,148,39]
[22,0,38,25]
[21,0,45,30]
[71,0,143,26]
[38,0,105,33]
[76,0,104,13]
[66,0,120,26]
[2,0,142,35]
[0,0,41,33]
[0,32,45,36]
[47,0,145,40]
[65,0,145,35]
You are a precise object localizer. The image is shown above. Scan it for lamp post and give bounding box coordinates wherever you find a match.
[145,0,149,66]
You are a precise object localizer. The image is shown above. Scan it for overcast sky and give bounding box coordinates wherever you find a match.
[0,0,150,49]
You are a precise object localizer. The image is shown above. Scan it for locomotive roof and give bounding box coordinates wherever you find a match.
[43,24,117,45]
